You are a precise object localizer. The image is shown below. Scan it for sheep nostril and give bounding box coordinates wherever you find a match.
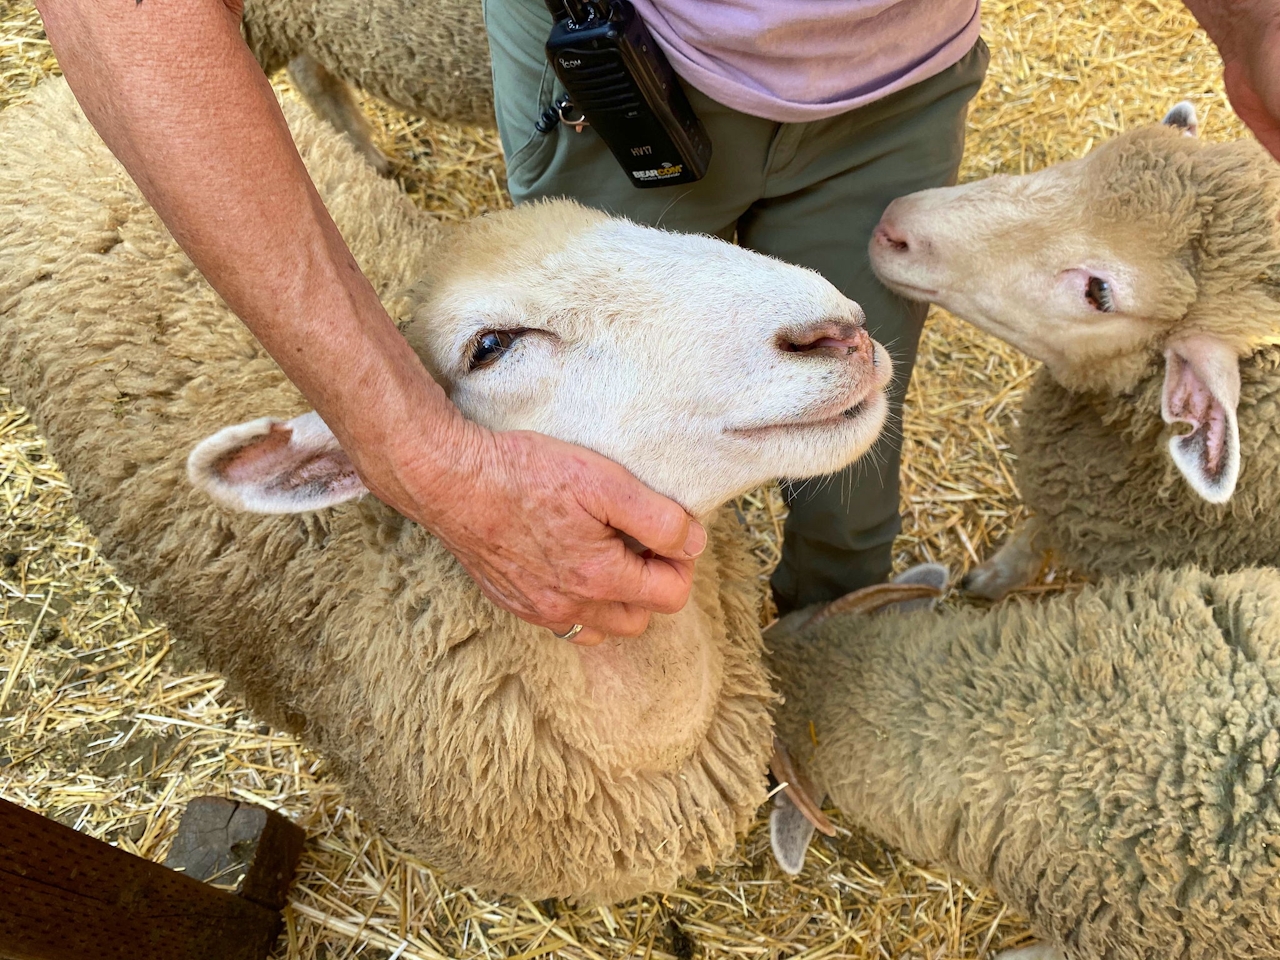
[781,323,871,359]
[874,222,910,253]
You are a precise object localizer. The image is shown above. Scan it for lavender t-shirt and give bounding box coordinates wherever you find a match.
[628,0,982,123]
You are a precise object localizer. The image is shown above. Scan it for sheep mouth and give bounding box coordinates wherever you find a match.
[728,391,881,437]
[879,278,938,301]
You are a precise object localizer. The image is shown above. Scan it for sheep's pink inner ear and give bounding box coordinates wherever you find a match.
[187,411,367,513]
[1161,335,1241,504]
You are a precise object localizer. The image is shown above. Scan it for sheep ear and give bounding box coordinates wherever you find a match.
[886,562,949,613]
[1161,335,1241,503]
[770,790,817,876]
[187,411,368,513]
[1162,101,1199,137]
[769,737,836,837]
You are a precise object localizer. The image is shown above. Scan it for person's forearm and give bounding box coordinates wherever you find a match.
[1181,0,1280,159]
[37,0,475,483]
[1181,0,1277,50]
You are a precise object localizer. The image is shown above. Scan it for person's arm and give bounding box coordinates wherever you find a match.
[36,0,706,646]
[1182,0,1280,159]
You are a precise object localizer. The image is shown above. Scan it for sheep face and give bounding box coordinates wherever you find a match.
[190,201,893,518]
[869,103,1280,504]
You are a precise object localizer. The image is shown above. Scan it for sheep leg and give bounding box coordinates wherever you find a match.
[995,943,1068,960]
[961,520,1046,601]
[286,55,393,176]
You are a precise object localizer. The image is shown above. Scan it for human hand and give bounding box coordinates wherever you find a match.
[355,421,707,647]
[1183,0,1280,160]
[1223,44,1280,160]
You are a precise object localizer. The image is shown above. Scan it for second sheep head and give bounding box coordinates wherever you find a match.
[870,101,1280,504]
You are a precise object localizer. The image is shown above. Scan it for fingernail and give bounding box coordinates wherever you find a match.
[684,521,707,558]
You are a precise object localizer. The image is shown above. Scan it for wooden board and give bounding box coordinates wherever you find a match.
[0,797,290,960]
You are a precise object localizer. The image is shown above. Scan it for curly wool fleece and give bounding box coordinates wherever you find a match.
[242,0,494,127]
[770,565,1280,960]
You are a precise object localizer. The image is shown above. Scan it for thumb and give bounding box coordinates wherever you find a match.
[586,466,706,561]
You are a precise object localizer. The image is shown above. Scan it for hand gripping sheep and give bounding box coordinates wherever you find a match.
[0,79,893,902]
[769,565,1280,960]
[870,102,1280,599]
[241,0,493,174]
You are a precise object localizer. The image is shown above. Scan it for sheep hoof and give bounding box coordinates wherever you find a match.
[995,943,1067,960]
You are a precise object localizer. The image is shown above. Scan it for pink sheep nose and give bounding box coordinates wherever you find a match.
[780,319,873,361]
[873,219,911,253]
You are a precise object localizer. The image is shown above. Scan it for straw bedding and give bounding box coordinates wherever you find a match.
[0,1,1250,956]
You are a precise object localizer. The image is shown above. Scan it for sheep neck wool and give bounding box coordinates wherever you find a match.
[630,0,982,123]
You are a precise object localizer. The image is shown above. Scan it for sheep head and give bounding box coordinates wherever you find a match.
[869,102,1280,504]
[189,200,892,519]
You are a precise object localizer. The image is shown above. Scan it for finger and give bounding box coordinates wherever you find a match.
[544,622,606,646]
[624,554,697,615]
[568,535,696,614]
[568,626,607,646]
[549,602,650,640]
[591,537,696,611]
[586,470,706,561]
[584,601,651,637]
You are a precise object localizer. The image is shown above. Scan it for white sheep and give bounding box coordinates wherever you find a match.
[241,0,493,174]
[868,102,1280,598]
[0,77,893,902]
[767,563,1280,960]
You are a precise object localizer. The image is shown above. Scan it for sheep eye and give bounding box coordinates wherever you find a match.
[1085,276,1115,313]
[469,330,519,369]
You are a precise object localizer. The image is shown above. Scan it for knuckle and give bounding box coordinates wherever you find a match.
[610,608,650,637]
[649,589,686,615]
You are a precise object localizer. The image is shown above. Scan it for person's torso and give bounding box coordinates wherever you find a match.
[629,0,982,122]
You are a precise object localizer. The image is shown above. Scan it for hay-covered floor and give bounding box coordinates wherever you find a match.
[0,1,1249,957]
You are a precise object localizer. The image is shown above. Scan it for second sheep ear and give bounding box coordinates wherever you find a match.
[1162,101,1199,137]
[1161,335,1241,504]
[187,411,368,513]
[770,789,818,876]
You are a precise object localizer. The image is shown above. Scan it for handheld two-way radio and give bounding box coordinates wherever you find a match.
[543,0,711,188]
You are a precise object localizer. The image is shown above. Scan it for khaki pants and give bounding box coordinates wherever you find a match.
[485,0,988,611]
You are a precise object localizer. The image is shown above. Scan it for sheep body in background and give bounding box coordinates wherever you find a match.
[870,104,1280,596]
[0,78,892,901]
[770,566,1280,960]
[241,0,493,173]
